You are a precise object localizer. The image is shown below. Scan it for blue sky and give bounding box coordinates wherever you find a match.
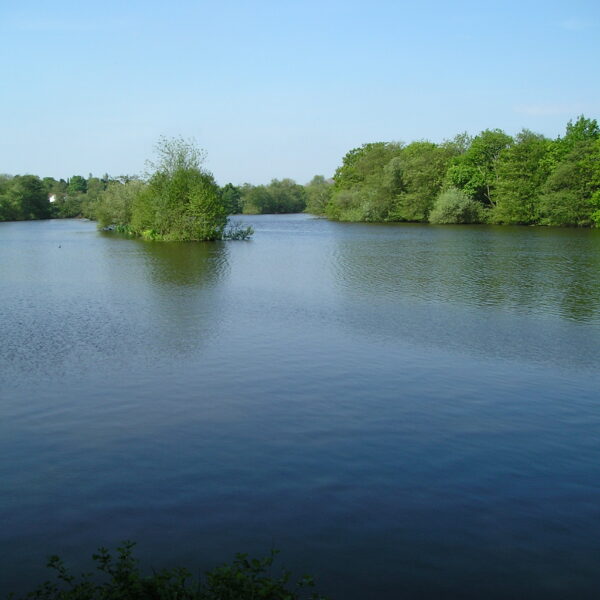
[1,0,598,184]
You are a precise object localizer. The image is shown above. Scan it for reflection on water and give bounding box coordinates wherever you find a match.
[326,223,600,370]
[134,239,229,353]
[139,239,228,288]
[1,216,600,600]
[1,223,229,380]
[331,224,600,323]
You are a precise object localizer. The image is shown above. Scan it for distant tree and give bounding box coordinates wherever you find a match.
[67,175,88,195]
[333,142,403,191]
[2,175,51,220]
[305,175,332,215]
[240,184,268,214]
[445,129,513,206]
[388,141,456,221]
[559,115,599,153]
[441,132,472,155]
[86,176,106,200]
[241,179,306,214]
[491,129,552,224]
[538,137,600,226]
[268,178,306,213]
[96,180,146,228]
[220,183,243,214]
[0,174,17,220]
[326,142,403,221]
[129,137,228,241]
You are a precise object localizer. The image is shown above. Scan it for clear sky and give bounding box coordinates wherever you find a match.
[1,0,598,185]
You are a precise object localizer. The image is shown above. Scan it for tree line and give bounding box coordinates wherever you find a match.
[2,116,599,233]
[0,141,312,239]
[318,115,600,226]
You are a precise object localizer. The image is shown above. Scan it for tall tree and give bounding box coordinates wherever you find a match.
[67,175,88,194]
[389,141,457,221]
[492,130,552,224]
[333,142,403,191]
[305,175,332,215]
[3,175,50,220]
[445,129,513,206]
[220,183,243,214]
[539,137,600,226]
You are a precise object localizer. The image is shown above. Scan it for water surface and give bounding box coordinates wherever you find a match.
[1,216,600,598]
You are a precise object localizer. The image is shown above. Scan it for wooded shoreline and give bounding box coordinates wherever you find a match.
[2,116,598,234]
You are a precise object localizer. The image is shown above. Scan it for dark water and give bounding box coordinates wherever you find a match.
[1,215,600,599]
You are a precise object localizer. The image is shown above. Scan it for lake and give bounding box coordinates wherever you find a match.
[1,215,600,598]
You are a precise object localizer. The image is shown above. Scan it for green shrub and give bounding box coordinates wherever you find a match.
[429,188,486,224]
[96,180,145,229]
[223,221,254,240]
[13,542,327,600]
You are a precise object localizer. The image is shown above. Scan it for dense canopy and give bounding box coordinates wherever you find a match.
[1,116,599,229]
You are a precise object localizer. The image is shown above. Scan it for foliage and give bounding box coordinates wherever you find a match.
[96,180,146,229]
[538,137,600,226]
[327,142,403,222]
[491,130,552,224]
[220,183,243,214]
[125,137,228,241]
[2,116,599,229]
[332,142,403,191]
[428,188,486,224]
[67,175,88,195]
[325,186,389,222]
[304,175,332,215]
[241,179,306,214]
[0,175,50,220]
[13,542,326,600]
[388,141,457,221]
[326,140,454,223]
[322,115,598,227]
[223,220,254,240]
[445,129,513,206]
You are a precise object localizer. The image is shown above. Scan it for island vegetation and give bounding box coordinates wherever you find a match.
[1,116,598,231]
[12,541,327,600]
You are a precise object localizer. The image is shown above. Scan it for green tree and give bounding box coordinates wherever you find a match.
[67,175,88,194]
[129,137,228,241]
[538,137,600,226]
[240,179,306,214]
[0,174,17,220]
[327,142,403,221]
[445,129,513,206]
[388,141,456,221]
[305,175,333,215]
[491,129,552,224]
[2,175,50,220]
[333,142,403,191]
[96,180,146,228]
[220,183,243,214]
[240,183,268,214]
[267,178,307,213]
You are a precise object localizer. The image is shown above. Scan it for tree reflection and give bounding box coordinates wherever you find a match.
[329,223,600,368]
[132,239,230,354]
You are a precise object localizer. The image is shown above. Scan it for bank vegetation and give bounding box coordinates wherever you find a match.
[1,116,598,232]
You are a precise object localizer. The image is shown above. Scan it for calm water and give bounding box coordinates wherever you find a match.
[1,215,600,599]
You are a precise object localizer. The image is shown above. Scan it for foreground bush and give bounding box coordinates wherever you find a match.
[13,541,326,600]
